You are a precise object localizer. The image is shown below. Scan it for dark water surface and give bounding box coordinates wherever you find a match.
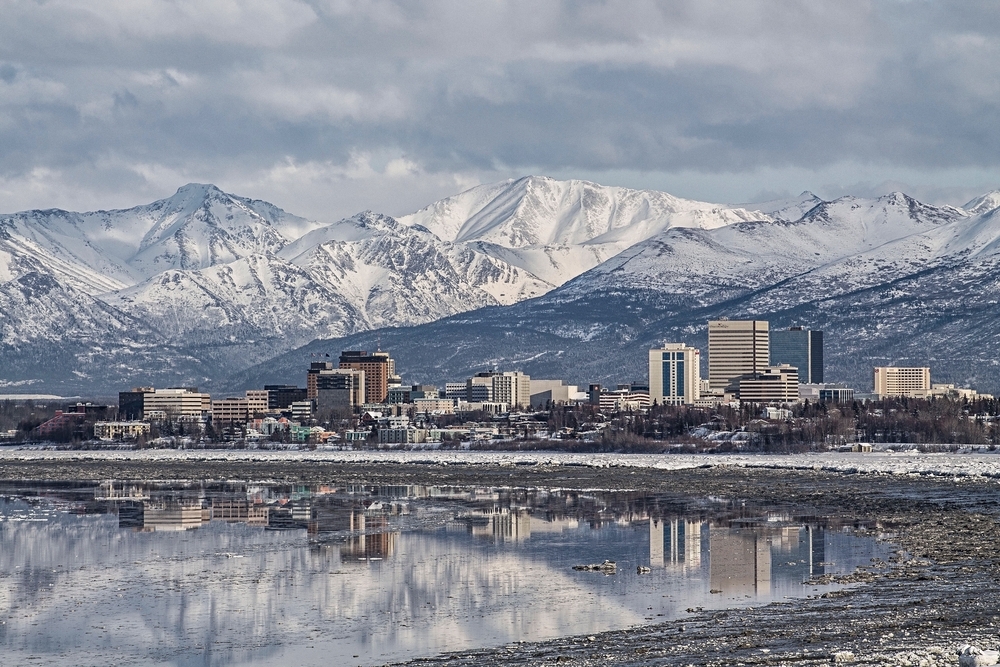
[0,481,890,666]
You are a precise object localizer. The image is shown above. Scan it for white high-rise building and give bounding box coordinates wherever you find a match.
[649,343,701,405]
[491,371,531,410]
[708,320,770,393]
[873,367,931,398]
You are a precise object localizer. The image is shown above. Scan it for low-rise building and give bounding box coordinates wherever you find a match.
[290,401,313,421]
[457,401,509,415]
[760,407,792,420]
[592,384,651,411]
[734,365,799,404]
[800,383,855,403]
[911,383,994,401]
[412,398,455,414]
[94,421,151,440]
[211,398,249,423]
[144,388,211,421]
[377,427,443,444]
[529,379,580,408]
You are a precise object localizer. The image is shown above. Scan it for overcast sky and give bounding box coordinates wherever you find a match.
[1,0,999,220]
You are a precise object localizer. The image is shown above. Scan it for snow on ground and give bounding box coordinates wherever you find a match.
[4,449,1000,480]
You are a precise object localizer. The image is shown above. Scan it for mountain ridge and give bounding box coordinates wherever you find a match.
[2,178,1000,394]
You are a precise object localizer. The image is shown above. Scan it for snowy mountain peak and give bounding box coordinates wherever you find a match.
[963,190,1000,216]
[171,182,225,199]
[400,175,773,246]
[736,191,825,221]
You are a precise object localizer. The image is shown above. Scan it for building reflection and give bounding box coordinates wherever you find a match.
[0,477,894,667]
[142,500,206,531]
[650,518,704,569]
[93,479,853,586]
[709,528,771,595]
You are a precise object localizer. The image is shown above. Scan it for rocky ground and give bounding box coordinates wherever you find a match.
[2,457,999,666]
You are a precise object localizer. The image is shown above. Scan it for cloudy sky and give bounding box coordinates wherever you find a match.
[1,0,999,220]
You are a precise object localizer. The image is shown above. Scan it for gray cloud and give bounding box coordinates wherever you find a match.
[1,0,999,219]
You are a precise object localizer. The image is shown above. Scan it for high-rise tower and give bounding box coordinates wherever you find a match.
[649,343,701,405]
[769,326,823,384]
[708,320,769,393]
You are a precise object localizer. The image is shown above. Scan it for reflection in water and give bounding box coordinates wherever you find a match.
[710,528,771,595]
[0,481,890,667]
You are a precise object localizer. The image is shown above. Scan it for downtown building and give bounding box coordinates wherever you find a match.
[338,350,399,404]
[733,365,800,404]
[649,343,701,405]
[769,326,823,384]
[708,320,770,393]
[873,367,931,399]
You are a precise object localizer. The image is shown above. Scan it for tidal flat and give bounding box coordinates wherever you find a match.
[1,453,999,666]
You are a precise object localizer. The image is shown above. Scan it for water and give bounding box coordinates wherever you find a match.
[0,481,890,666]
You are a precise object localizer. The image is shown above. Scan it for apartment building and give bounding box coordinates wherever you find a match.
[339,350,396,403]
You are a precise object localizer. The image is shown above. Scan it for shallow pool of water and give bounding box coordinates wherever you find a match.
[0,481,889,666]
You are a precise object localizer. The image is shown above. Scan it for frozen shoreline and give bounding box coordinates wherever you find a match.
[4,448,1000,479]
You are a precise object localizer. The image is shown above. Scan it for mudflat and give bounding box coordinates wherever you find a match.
[3,456,998,666]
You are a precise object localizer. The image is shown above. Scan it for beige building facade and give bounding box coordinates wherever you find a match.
[736,364,799,404]
[708,320,770,393]
[873,366,931,398]
[94,421,151,440]
[211,398,250,423]
[649,343,701,405]
[143,388,211,420]
[491,371,531,410]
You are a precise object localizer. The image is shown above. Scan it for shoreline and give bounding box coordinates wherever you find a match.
[4,454,999,665]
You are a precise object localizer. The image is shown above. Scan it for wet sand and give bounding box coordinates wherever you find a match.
[3,457,998,665]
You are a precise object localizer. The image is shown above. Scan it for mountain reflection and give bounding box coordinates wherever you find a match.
[0,481,887,667]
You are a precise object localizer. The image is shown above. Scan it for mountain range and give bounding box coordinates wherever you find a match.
[2,176,1000,396]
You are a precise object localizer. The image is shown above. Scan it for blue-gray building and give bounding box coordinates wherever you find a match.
[769,327,823,384]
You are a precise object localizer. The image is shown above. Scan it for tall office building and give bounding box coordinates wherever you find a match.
[873,367,931,399]
[306,361,334,400]
[769,326,823,383]
[339,350,394,403]
[708,320,770,393]
[119,387,154,421]
[315,368,366,410]
[649,343,701,405]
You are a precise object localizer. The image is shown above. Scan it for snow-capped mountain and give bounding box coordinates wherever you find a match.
[3,177,1000,394]
[245,189,1000,395]
[0,185,564,391]
[398,176,780,286]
